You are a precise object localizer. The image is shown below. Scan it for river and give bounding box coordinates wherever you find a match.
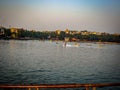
[0,40,120,90]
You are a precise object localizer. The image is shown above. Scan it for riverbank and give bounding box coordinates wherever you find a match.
[0,38,120,45]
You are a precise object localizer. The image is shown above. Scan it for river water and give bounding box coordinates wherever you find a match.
[0,40,120,89]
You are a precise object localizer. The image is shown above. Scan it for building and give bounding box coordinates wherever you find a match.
[81,30,89,35]
[56,30,61,35]
[65,29,70,34]
[10,28,19,38]
[69,31,79,35]
[0,26,5,35]
[92,31,97,35]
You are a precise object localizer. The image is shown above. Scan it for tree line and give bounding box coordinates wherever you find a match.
[0,28,120,43]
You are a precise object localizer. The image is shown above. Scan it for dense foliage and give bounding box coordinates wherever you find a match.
[0,28,120,43]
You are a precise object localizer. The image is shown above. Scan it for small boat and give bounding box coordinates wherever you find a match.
[63,42,79,47]
[63,37,79,47]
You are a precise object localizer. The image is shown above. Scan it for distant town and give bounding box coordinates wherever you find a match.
[0,26,120,43]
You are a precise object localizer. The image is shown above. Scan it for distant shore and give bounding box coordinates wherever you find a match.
[0,38,120,45]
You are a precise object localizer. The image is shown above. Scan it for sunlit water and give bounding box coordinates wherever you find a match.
[0,40,120,90]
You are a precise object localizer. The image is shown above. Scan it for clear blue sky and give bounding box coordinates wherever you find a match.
[0,0,120,33]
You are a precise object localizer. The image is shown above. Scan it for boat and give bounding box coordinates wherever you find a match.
[63,37,79,47]
[63,42,79,47]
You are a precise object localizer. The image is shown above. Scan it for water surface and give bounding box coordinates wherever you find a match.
[0,40,120,89]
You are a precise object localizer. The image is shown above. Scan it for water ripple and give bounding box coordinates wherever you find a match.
[23,69,51,73]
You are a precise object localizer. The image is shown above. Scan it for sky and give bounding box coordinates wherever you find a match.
[0,0,120,33]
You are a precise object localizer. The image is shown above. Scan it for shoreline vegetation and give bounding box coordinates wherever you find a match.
[0,26,120,44]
